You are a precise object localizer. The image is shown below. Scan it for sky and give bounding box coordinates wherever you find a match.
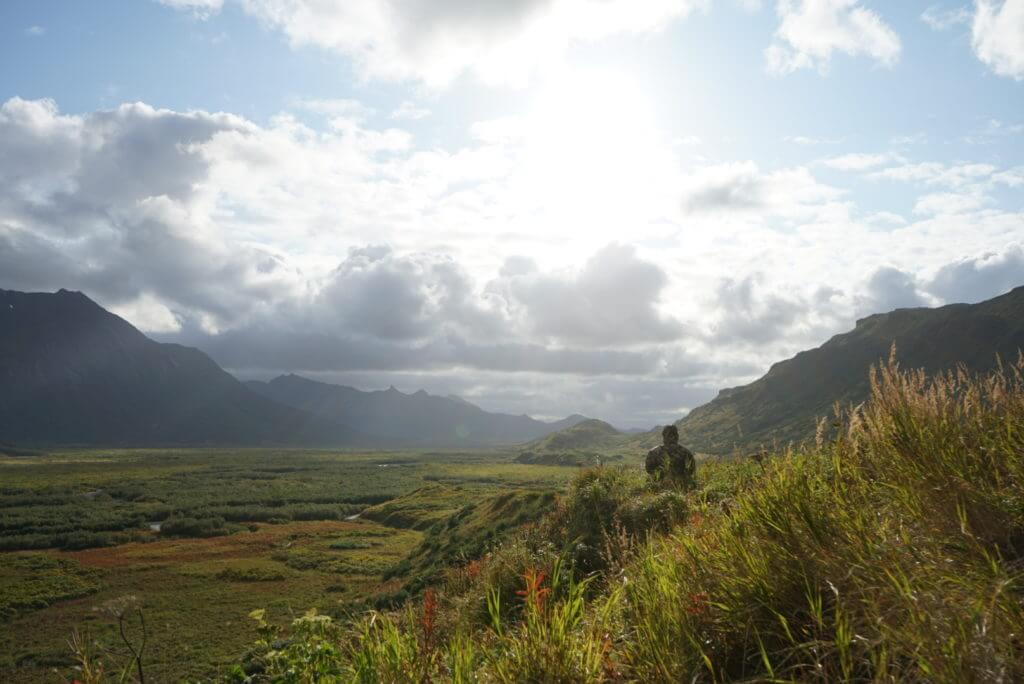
[1,0,1023,428]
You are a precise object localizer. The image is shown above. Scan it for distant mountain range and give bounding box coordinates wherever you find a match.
[245,374,588,447]
[675,286,1024,454]
[0,289,586,448]
[6,285,1023,453]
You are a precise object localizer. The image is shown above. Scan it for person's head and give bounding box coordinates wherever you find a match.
[662,424,679,445]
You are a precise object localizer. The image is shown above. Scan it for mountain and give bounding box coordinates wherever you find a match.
[514,419,630,466]
[676,286,1024,454]
[245,374,588,447]
[520,418,623,452]
[0,289,360,447]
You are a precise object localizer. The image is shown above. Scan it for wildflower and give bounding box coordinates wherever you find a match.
[419,588,438,650]
[516,567,551,613]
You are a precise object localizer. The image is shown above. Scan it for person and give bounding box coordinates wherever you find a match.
[645,425,695,487]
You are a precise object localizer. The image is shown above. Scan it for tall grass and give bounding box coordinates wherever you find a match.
[622,353,1024,682]
[225,355,1024,682]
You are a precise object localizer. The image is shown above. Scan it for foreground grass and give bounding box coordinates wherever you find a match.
[223,355,1024,682]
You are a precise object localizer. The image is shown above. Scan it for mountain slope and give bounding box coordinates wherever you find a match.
[520,418,623,452]
[245,374,588,447]
[0,289,359,446]
[677,286,1024,454]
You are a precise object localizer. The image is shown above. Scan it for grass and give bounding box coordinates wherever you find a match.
[226,355,1024,682]
[0,448,576,682]
[0,553,100,620]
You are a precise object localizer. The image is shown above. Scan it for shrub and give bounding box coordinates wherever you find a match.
[159,515,228,538]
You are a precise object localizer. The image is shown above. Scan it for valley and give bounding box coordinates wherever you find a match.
[0,448,583,682]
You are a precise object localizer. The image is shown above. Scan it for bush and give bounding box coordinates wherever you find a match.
[159,515,228,538]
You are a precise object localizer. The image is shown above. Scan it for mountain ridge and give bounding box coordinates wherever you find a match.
[674,285,1024,454]
[0,287,590,448]
[245,373,589,448]
[0,288,365,447]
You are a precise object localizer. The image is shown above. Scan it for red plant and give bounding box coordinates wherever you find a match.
[464,558,483,581]
[600,632,619,680]
[419,588,438,650]
[686,592,710,616]
[516,567,551,613]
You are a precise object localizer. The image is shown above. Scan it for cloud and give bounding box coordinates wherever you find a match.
[3,96,1023,426]
[0,97,285,328]
[913,190,989,215]
[391,101,431,121]
[161,0,706,87]
[493,244,686,346]
[822,152,893,171]
[294,98,374,120]
[681,161,842,217]
[921,5,971,31]
[972,0,1024,79]
[707,274,811,344]
[766,0,901,74]
[872,161,996,188]
[926,244,1024,303]
[785,135,844,145]
[855,266,929,316]
[157,0,224,19]
[963,118,1024,144]
[25,25,46,37]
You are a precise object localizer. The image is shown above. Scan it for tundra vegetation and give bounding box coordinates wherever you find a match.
[0,450,574,682]
[6,356,1024,682]
[220,356,1023,681]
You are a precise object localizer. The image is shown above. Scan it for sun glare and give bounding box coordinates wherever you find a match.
[517,68,677,241]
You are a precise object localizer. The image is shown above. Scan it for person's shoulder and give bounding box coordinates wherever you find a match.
[647,445,663,456]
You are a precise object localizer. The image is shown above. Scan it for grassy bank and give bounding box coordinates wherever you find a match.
[221,355,1024,682]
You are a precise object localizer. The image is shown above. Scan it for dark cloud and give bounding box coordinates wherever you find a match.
[162,326,665,376]
[708,274,809,345]
[495,243,685,346]
[926,244,1024,304]
[855,266,929,317]
[0,97,280,327]
[683,167,769,213]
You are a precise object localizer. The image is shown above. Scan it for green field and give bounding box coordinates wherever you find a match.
[0,448,580,682]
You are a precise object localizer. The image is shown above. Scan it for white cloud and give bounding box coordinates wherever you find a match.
[963,117,1024,144]
[162,0,707,87]
[391,101,431,121]
[785,134,844,145]
[25,25,46,37]
[872,161,996,188]
[913,190,989,215]
[766,0,901,74]
[681,161,844,218]
[891,132,928,146]
[294,98,373,119]
[822,152,893,171]
[492,244,686,346]
[4,96,1024,425]
[972,0,1024,79]
[921,5,971,31]
[157,0,224,19]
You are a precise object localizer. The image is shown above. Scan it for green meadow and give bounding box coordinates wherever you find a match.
[0,448,578,682]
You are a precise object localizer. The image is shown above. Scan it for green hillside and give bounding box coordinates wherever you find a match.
[676,285,1024,454]
[222,356,1024,682]
[517,418,624,454]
